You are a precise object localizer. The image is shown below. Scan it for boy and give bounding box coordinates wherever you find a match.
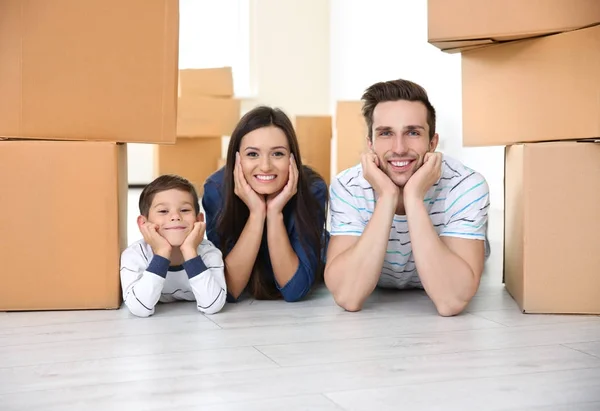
[120,174,227,317]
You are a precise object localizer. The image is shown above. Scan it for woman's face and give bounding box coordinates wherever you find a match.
[238,126,291,196]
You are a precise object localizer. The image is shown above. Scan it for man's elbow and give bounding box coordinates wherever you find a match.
[331,291,364,312]
[434,299,469,317]
[324,272,363,312]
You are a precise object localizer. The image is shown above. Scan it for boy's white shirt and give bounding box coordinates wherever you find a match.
[120,238,226,317]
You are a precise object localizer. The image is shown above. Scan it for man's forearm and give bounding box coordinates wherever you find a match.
[326,194,397,311]
[405,197,478,315]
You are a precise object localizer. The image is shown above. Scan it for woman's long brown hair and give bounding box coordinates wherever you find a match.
[216,106,328,299]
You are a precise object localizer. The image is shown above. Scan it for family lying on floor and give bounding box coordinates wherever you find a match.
[120,78,491,318]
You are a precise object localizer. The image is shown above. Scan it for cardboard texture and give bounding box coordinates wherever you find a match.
[462,25,600,147]
[504,141,600,315]
[428,0,600,52]
[179,67,234,98]
[295,116,332,185]
[154,137,222,196]
[0,0,179,144]
[0,140,127,311]
[177,96,241,137]
[335,101,367,174]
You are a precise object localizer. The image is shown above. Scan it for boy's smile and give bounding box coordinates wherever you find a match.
[142,189,199,247]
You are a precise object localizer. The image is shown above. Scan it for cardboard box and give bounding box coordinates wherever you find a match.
[179,67,234,98]
[0,0,179,144]
[462,25,600,147]
[0,140,127,311]
[428,0,600,52]
[295,116,332,185]
[177,96,241,137]
[335,101,367,174]
[504,141,600,314]
[154,137,222,196]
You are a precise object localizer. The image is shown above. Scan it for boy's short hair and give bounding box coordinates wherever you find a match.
[138,174,200,217]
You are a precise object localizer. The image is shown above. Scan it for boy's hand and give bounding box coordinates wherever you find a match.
[140,222,172,259]
[181,216,206,261]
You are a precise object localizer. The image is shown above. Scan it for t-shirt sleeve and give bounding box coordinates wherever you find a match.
[328,175,367,237]
[440,172,490,241]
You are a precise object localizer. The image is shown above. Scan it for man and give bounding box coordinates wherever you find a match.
[325,79,490,316]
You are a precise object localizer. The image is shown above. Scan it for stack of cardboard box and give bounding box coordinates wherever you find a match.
[0,0,179,311]
[334,101,367,175]
[428,0,600,314]
[154,67,241,195]
[294,115,332,185]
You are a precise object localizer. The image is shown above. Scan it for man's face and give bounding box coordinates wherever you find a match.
[368,100,439,187]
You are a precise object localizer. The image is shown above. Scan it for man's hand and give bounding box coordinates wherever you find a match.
[404,152,442,203]
[361,151,399,201]
[266,154,298,218]
[181,216,206,261]
[139,221,172,260]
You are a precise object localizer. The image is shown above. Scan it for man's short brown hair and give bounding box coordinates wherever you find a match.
[138,174,200,217]
[361,79,436,141]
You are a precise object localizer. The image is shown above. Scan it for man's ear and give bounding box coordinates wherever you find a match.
[429,133,440,152]
[197,212,205,223]
[137,215,147,228]
[366,135,373,151]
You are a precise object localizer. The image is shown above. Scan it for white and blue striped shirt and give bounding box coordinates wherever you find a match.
[329,154,490,289]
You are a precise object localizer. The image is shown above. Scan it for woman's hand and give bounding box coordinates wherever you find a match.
[234,152,266,217]
[266,154,299,218]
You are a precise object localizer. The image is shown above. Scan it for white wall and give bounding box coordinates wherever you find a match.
[329,0,504,210]
[245,0,330,117]
[231,0,331,164]
[127,0,505,211]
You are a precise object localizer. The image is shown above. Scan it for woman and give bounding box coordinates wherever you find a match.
[202,106,329,302]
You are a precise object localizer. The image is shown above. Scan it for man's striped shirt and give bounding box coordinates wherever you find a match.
[329,154,490,289]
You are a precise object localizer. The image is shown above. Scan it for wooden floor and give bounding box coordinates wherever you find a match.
[1,192,599,410]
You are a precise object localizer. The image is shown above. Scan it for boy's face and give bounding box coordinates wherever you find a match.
[138,189,200,247]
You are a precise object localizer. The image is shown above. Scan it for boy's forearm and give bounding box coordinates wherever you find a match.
[186,262,226,315]
[223,212,265,298]
[122,257,168,317]
[326,195,397,311]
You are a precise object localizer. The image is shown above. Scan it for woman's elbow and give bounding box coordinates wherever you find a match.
[281,289,307,303]
[280,282,310,302]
